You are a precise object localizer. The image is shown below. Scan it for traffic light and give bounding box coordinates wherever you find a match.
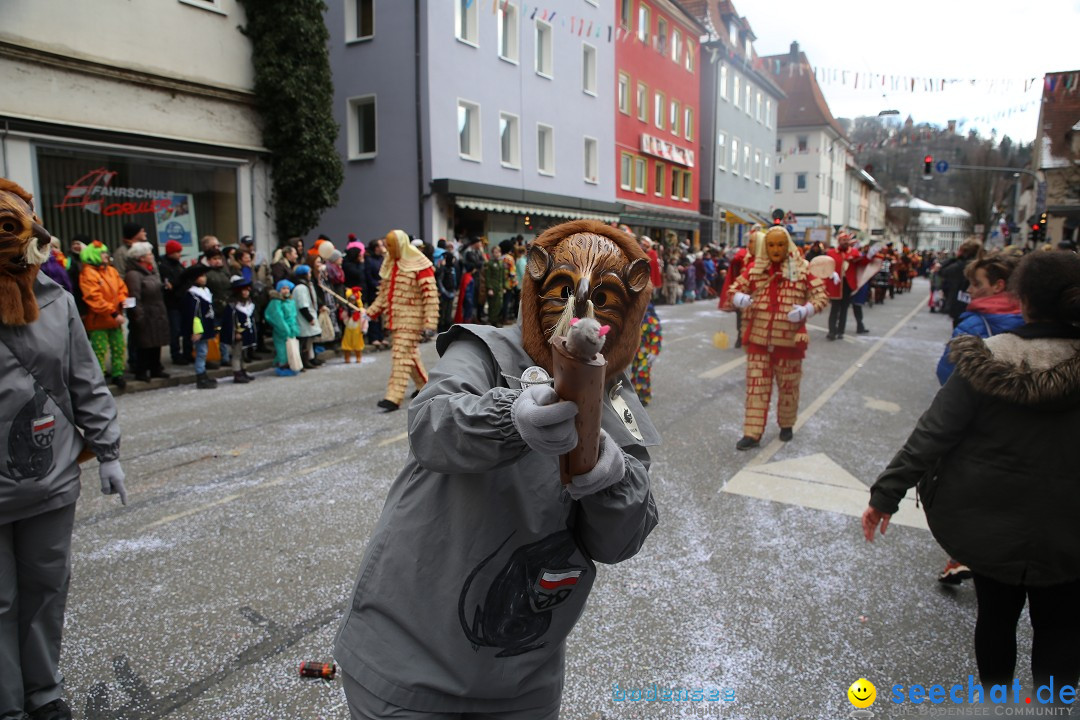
[1031,222,1043,242]
[923,155,933,177]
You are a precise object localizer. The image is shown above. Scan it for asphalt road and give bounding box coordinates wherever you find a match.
[60,278,1039,719]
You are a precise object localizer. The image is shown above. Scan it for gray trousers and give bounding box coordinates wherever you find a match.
[342,672,561,720]
[0,502,76,719]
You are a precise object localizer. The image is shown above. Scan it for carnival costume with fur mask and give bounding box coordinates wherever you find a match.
[364,230,439,410]
[0,178,125,719]
[728,227,828,447]
[334,220,659,718]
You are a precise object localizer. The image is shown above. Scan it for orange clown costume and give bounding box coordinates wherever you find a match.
[728,227,828,449]
[365,230,439,411]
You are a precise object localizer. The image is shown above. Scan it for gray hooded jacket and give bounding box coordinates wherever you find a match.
[0,274,121,524]
[334,324,659,713]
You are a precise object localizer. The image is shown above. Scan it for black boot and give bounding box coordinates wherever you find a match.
[233,371,251,384]
[196,372,217,389]
[27,698,72,720]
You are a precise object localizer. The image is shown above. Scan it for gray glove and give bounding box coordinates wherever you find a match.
[567,430,626,500]
[99,459,128,505]
[510,384,578,455]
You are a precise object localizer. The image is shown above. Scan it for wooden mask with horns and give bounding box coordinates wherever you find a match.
[520,220,651,380]
[0,178,53,326]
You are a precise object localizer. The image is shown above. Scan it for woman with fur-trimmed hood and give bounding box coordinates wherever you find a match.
[864,250,1080,691]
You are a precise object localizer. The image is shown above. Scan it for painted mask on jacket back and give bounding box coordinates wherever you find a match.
[765,228,790,264]
[520,220,651,380]
[0,178,52,325]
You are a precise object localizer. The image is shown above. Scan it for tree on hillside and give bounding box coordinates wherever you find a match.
[238,0,344,241]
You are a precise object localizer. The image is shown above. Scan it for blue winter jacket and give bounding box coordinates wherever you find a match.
[936,293,1024,384]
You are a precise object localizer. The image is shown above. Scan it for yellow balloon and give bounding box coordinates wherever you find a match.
[847,678,876,709]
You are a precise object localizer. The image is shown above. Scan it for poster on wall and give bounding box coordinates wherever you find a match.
[155,194,198,262]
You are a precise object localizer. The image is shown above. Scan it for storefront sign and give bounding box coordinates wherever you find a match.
[639,134,695,167]
[55,167,173,217]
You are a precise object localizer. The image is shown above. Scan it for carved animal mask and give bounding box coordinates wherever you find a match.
[520,220,650,380]
[0,178,52,326]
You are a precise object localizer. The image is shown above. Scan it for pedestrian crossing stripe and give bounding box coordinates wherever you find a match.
[722,452,928,531]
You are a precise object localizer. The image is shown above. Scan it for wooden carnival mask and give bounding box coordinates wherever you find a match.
[0,178,52,326]
[764,227,791,264]
[520,220,651,380]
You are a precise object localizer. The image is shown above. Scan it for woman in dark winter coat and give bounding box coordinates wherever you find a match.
[343,244,365,290]
[863,250,1080,691]
[123,241,171,381]
[364,237,387,350]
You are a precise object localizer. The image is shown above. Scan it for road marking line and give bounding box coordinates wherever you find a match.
[697,355,747,380]
[743,299,925,470]
[378,431,409,447]
[665,334,699,345]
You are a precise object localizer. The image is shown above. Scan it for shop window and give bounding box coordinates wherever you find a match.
[36,146,238,263]
[456,0,478,45]
[537,124,554,175]
[584,137,598,183]
[458,100,481,161]
[536,20,553,77]
[346,0,374,42]
[498,2,519,62]
[347,95,377,159]
[500,112,520,169]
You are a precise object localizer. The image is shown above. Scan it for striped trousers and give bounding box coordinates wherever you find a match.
[743,352,802,439]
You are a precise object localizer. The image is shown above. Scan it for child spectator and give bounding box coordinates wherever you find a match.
[291,264,323,369]
[180,264,218,389]
[264,279,300,376]
[340,287,368,364]
[79,240,129,390]
[222,275,257,384]
[631,302,662,405]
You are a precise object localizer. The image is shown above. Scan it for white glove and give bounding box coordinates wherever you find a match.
[510,385,579,455]
[99,459,128,505]
[787,303,815,323]
[830,272,840,285]
[567,430,626,500]
[732,292,752,309]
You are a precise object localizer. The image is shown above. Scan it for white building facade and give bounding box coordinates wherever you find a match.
[0,0,272,261]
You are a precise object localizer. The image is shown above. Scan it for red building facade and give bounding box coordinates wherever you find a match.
[615,0,705,240]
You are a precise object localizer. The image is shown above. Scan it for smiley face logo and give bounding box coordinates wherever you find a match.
[847,678,876,708]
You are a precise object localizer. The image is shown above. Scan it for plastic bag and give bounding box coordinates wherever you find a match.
[285,337,304,372]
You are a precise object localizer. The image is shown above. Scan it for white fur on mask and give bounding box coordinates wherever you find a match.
[23,239,51,267]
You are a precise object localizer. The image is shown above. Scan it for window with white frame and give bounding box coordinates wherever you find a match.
[744,85,751,116]
[656,18,667,54]
[717,131,726,170]
[764,156,770,186]
[347,94,377,159]
[684,107,693,141]
[730,137,739,175]
[458,100,481,161]
[535,21,554,77]
[633,156,646,193]
[455,0,478,45]
[743,145,750,179]
[637,3,650,44]
[345,0,374,42]
[620,152,633,190]
[618,72,630,114]
[636,81,648,121]
[774,172,781,191]
[797,135,808,153]
[765,98,772,128]
[498,2,518,62]
[654,91,664,129]
[670,100,680,136]
[582,44,597,95]
[796,172,807,191]
[719,65,728,100]
[584,136,598,183]
[671,29,681,63]
[733,75,741,109]
[654,162,664,196]
[728,20,737,45]
[500,112,520,168]
[753,149,761,183]
[685,40,694,72]
[537,124,554,175]
[755,92,762,122]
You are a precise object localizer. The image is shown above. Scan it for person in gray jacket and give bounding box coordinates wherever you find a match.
[0,177,127,720]
[863,250,1080,692]
[335,220,657,718]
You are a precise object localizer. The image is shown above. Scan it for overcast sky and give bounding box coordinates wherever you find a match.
[744,0,1080,144]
